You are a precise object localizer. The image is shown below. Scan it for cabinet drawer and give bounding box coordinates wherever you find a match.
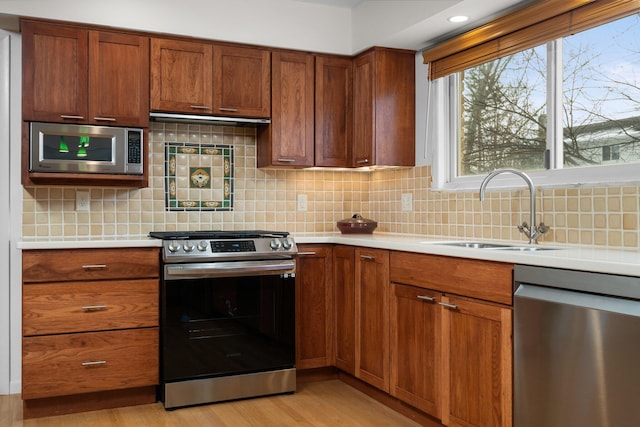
[23,279,158,336]
[22,328,158,400]
[22,248,160,283]
[390,251,514,305]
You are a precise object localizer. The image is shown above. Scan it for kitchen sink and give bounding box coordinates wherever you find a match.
[421,241,563,251]
[421,241,514,249]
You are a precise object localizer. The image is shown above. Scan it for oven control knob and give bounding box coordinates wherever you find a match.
[282,238,294,250]
[270,239,282,250]
[197,240,208,251]
[168,241,181,253]
[183,242,195,252]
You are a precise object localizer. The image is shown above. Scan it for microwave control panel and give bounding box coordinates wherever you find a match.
[126,129,143,174]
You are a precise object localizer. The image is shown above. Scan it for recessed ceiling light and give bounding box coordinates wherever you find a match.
[448,15,469,23]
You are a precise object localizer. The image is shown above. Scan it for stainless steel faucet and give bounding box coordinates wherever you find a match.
[478,168,549,244]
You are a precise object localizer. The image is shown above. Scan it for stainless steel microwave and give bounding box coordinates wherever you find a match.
[29,122,144,175]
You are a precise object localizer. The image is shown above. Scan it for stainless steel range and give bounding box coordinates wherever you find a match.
[150,230,298,409]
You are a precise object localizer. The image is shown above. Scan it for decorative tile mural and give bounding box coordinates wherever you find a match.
[165,142,234,211]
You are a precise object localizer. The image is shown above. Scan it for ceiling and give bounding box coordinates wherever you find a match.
[295,0,534,51]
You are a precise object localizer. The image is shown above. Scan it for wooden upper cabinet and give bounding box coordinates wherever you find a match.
[353,47,415,167]
[213,45,270,118]
[22,21,89,123]
[88,31,149,126]
[315,55,352,167]
[150,38,214,114]
[257,51,314,167]
[22,20,149,127]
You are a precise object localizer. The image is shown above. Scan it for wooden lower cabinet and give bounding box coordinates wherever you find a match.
[355,247,389,392]
[22,247,160,418]
[441,295,512,427]
[333,245,356,374]
[390,283,441,417]
[295,245,333,369]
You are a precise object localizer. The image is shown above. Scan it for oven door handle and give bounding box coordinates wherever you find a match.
[164,260,296,279]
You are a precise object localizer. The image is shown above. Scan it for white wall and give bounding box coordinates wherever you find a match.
[0,0,354,54]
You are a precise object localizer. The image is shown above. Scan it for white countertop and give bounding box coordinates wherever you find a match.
[17,232,640,277]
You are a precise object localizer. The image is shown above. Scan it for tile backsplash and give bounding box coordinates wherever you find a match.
[22,123,640,249]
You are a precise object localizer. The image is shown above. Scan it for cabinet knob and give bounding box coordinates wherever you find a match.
[356,159,370,164]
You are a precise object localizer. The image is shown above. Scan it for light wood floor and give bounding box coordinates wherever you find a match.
[1,380,421,426]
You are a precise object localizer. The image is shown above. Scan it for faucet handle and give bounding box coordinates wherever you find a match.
[536,222,550,235]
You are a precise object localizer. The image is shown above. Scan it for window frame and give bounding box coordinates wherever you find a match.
[429,11,640,192]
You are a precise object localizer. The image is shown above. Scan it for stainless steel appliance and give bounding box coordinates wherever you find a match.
[30,122,143,175]
[514,265,640,427]
[150,230,297,410]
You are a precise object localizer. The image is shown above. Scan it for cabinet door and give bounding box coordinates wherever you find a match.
[355,247,389,392]
[213,45,270,118]
[390,284,441,418]
[441,295,513,427]
[352,48,415,167]
[259,51,314,167]
[352,51,374,167]
[315,56,352,167]
[89,31,149,127]
[333,245,355,374]
[296,245,333,369]
[150,38,213,114]
[22,21,88,123]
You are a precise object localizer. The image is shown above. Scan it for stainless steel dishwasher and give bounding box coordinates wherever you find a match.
[514,264,640,427]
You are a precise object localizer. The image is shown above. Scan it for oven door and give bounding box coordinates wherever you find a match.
[161,259,296,384]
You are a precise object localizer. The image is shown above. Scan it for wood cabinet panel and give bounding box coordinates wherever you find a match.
[295,245,333,369]
[390,251,514,305]
[22,248,160,283]
[353,47,415,167]
[213,45,270,118]
[150,38,214,114]
[333,245,356,374]
[23,279,159,336]
[390,283,441,417]
[315,55,353,167]
[22,328,158,400]
[88,31,149,126]
[441,295,512,427]
[257,51,314,167]
[22,21,88,123]
[355,247,389,392]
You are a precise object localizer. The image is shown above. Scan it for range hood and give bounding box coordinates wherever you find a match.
[150,112,270,127]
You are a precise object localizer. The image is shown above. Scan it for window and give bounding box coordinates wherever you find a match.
[423,1,640,190]
[453,13,640,184]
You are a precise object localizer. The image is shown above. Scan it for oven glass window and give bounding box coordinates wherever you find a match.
[162,275,295,382]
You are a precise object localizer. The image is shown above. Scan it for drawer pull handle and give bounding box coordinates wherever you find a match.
[276,158,296,163]
[417,295,436,302]
[218,107,238,112]
[81,360,107,366]
[93,116,116,122]
[356,159,369,164]
[82,264,107,270]
[82,305,107,312]
[190,105,211,110]
[438,302,458,310]
[60,115,85,120]
[297,252,317,256]
[359,255,375,260]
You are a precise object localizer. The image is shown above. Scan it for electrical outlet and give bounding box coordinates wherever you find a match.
[76,190,90,211]
[297,194,308,212]
[401,193,412,212]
